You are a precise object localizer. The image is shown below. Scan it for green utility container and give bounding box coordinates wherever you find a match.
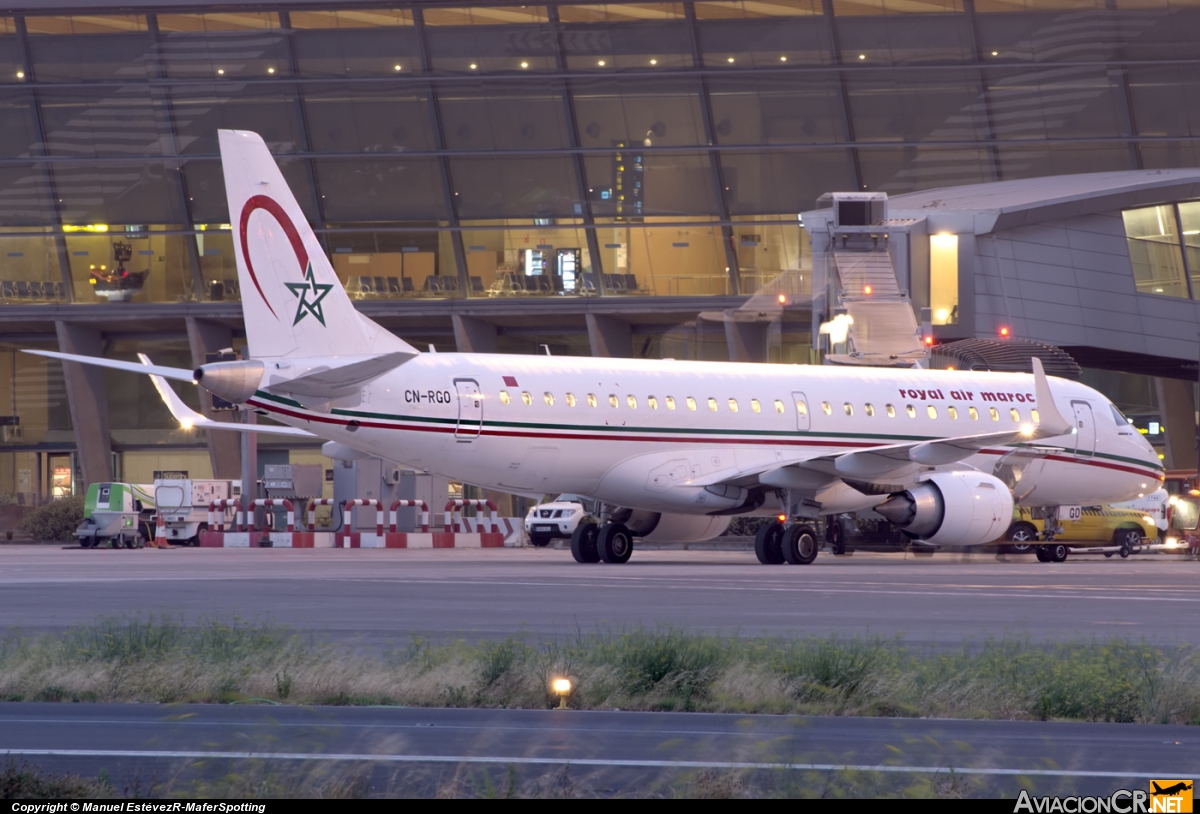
[75,482,155,549]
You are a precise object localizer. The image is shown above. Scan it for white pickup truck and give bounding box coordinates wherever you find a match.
[153,479,232,545]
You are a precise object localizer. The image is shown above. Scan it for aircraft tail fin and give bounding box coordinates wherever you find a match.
[218,129,418,360]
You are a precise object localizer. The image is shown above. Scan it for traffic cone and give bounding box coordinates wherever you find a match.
[153,515,169,548]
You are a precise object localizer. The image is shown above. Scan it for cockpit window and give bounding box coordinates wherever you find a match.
[1110,403,1132,428]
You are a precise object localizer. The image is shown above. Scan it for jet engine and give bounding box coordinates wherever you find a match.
[874,471,1013,547]
[193,360,265,404]
[611,508,732,544]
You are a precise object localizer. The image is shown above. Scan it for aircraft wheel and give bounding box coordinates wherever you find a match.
[1113,528,1139,558]
[782,524,819,565]
[1035,545,1050,562]
[754,521,785,565]
[529,533,552,548]
[1049,543,1069,563]
[570,522,600,564]
[1104,552,1115,558]
[597,523,633,564]
[828,518,847,556]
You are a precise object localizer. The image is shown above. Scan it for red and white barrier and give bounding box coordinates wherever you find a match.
[444,499,498,533]
[337,498,384,548]
[246,498,317,548]
[201,499,247,547]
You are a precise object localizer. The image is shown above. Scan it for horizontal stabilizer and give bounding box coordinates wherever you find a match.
[262,351,415,398]
[24,349,195,381]
[139,354,315,437]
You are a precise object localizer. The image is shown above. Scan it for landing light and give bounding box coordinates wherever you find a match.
[179,419,194,430]
[1020,423,1034,436]
[777,514,786,522]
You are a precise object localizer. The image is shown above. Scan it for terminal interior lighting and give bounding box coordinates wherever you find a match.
[552,677,572,709]
[863,284,872,295]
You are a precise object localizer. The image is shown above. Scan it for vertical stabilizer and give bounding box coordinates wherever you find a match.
[218,129,418,359]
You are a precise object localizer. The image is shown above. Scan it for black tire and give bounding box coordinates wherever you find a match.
[828,518,847,556]
[1006,522,1039,554]
[754,521,785,565]
[1035,545,1050,562]
[1104,552,1115,558]
[123,536,138,550]
[1049,543,1069,563]
[1113,527,1140,558]
[598,523,634,564]
[188,522,207,547]
[570,522,600,564]
[782,524,819,565]
[529,533,552,548]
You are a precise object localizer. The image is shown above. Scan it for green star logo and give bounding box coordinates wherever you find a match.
[284,263,333,327]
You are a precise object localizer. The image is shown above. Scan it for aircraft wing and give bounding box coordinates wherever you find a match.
[703,358,1075,488]
[25,349,196,381]
[138,354,316,437]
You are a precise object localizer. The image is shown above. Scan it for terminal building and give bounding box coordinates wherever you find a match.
[0,0,1196,503]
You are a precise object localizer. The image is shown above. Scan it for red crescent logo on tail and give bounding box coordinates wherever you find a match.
[238,195,310,321]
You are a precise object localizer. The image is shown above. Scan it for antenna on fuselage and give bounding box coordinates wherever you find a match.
[540,344,551,356]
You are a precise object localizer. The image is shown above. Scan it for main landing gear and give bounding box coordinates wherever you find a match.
[1035,543,1069,563]
[570,521,634,564]
[755,521,818,566]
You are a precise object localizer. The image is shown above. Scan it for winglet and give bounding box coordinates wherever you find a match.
[1031,357,1072,436]
[138,353,316,437]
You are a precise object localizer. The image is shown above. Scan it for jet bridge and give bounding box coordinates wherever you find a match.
[815,193,928,367]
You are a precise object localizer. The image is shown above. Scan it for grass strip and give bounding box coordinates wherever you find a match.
[1,617,1198,724]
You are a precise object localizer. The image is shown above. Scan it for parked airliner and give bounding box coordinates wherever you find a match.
[29,130,1163,565]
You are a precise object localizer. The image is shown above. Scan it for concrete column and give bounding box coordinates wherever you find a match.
[1155,377,1197,471]
[724,318,770,363]
[55,321,113,487]
[586,313,632,358]
[452,314,498,354]
[185,317,242,479]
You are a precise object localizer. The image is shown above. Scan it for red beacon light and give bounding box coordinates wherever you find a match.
[924,335,934,346]
[999,326,1010,338]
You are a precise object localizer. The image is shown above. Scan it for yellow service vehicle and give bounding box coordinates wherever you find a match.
[1000,505,1159,557]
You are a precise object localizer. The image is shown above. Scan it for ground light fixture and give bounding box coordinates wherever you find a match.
[552,678,572,709]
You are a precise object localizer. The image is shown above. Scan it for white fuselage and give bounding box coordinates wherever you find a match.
[247,354,1163,515]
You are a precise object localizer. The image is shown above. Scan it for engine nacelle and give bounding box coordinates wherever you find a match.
[609,508,730,543]
[874,471,1013,547]
[193,360,265,404]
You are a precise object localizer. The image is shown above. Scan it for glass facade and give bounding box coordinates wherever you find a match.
[0,0,1191,306]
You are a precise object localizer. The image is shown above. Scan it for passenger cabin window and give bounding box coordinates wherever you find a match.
[796,399,807,415]
[886,404,896,418]
[775,400,785,414]
[608,394,619,408]
[521,391,533,406]
[587,393,597,408]
[666,396,676,410]
[544,392,554,406]
[707,397,718,412]
[728,398,738,412]
[1010,408,1020,422]
[499,390,511,405]
[989,407,999,421]
[927,405,937,419]
[627,395,637,409]
[906,404,916,418]
[822,401,832,415]
[566,393,576,407]
[1032,408,1040,424]
[648,396,658,410]
[968,406,979,420]
[843,402,853,416]
[686,397,697,411]
[948,405,958,419]
[751,399,761,413]
[865,403,875,417]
